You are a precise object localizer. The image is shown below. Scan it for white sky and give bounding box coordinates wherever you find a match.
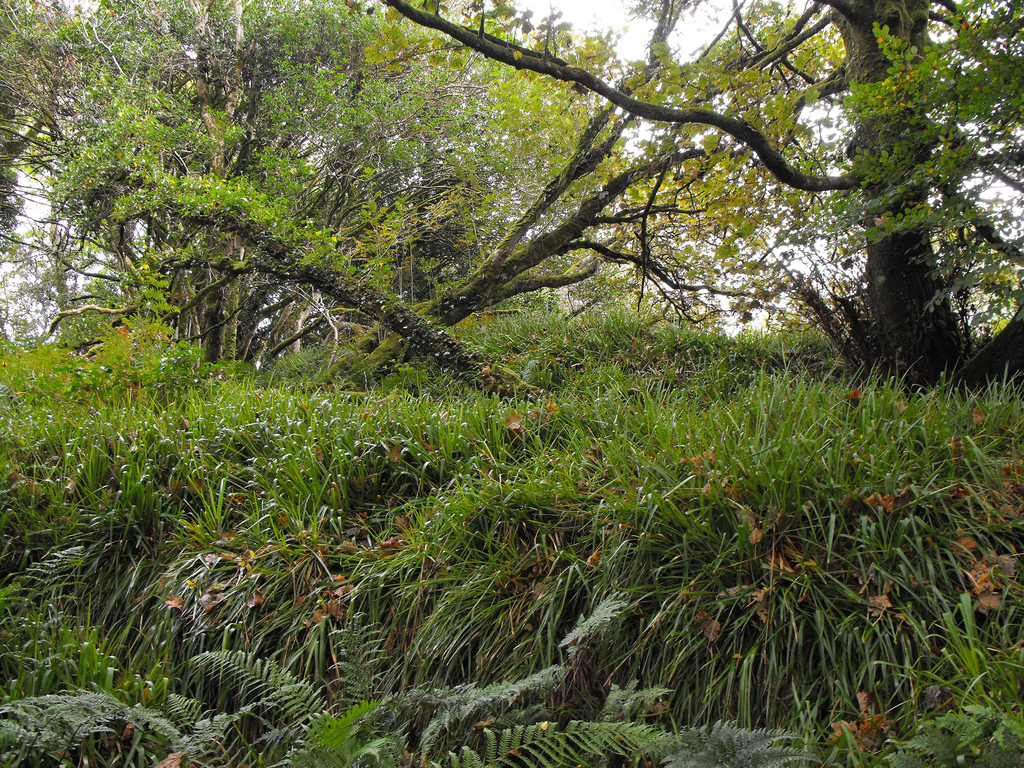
[520,0,725,61]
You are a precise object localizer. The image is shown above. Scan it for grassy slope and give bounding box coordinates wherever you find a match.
[1,312,1022,764]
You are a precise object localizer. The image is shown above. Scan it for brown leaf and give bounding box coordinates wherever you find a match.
[333,583,354,597]
[976,591,1002,614]
[748,527,763,544]
[326,597,345,620]
[394,515,411,531]
[165,595,184,610]
[769,552,796,573]
[846,389,863,405]
[153,754,183,768]
[388,445,403,463]
[856,691,875,717]
[246,591,265,609]
[972,407,986,425]
[956,536,980,553]
[869,594,893,612]
[995,554,1017,577]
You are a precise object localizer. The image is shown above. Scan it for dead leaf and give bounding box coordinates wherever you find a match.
[869,594,893,613]
[153,754,183,768]
[695,610,722,642]
[846,389,863,406]
[326,597,345,620]
[972,407,986,425]
[956,536,980,553]
[749,527,763,544]
[165,595,184,610]
[586,550,602,567]
[769,551,796,573]
[976,592,1002,614]
[545,400,558,414]
[388,445,403,463]
[246,591,265,609]
[994,554,1017,576]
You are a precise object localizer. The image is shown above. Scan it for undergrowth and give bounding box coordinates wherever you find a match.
[1,312,1022,766]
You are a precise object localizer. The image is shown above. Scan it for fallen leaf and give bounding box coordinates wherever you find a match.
[165,595,184,610]
[326,597,345,620]
[976,592,1002,614]
[246,591,264,609]
[153,754,183,768]
[388,445,403,463]
[956,536,979,553]
[869,594,892,612]
[972,407,986,425]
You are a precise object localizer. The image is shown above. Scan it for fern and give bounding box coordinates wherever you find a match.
[661,720,806,768]
[558,595,629,661]
[0,689,180,764]
[600,679,673,722]
[190,649,327,732]
[889,705,1024,768]
[278,701,401,768]
[446,720,666,768]
[414,665,568,754]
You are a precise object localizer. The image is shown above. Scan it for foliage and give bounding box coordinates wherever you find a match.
[662,720,806,768]
[2,314,1024,768]
[0,690,180,766]
[887,706,1024,768]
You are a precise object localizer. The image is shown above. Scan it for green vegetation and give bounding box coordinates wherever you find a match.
[1,313,1022,766]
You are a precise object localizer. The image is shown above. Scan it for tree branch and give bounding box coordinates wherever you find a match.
[382,0,858,192]
[47,305,134,337]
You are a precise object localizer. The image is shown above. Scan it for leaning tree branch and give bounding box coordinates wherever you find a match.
[383,0,858,192]
[179,211,535,396]
[47,304,135,337]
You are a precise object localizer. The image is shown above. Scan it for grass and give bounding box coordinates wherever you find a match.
[1,311,1022,766]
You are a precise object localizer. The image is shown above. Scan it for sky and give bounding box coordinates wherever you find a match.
[518,0,724,61]
[520,0,655,61]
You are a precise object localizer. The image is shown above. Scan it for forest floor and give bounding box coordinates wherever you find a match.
[1,311,1022,767]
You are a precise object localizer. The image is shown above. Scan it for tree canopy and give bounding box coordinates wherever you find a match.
[1,0,1022,387]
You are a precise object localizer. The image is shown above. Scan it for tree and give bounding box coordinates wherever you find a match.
[5,0,726,390]
[383,0,1024,386]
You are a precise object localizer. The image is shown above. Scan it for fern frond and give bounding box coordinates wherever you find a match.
[417,666,567,753]
[446,720,665,768]
[558,595,629,660]
[661,720,806,768]
[600,679,673,722]
[191,650,327,727]
[276,700,402,768]
[0,690,180,758]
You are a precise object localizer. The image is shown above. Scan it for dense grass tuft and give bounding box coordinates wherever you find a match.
[2,313,1022,766]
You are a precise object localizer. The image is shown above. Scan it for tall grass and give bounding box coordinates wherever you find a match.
[1,312,1022,765]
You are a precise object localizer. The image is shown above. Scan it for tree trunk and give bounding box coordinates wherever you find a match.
[840,0,967,383]
[954,309,1024,388]
[865,228,964,383]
